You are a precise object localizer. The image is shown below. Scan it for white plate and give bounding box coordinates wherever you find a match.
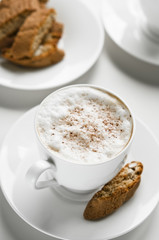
[1,107,159,240]
[0,0,104,90]
[101,0,159,65]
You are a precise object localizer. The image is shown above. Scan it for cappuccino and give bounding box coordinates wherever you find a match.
[36,86,133,164]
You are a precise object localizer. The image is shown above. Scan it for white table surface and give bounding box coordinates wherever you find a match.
[1,0,159,239]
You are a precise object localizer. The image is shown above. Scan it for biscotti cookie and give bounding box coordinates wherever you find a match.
[3,22,64,67]
[84,161,143,220]
[0,0,39,48]
[8,8,56,59]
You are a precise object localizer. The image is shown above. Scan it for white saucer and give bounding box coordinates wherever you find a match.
[0,0,104,91]
[101,0,159,65]
[1,107,159,240]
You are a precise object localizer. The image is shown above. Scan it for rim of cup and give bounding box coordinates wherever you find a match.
[34,84,136,166]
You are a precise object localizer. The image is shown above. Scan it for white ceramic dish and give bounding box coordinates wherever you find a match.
[1,186,159,240]
[1,107,159,240]
[0,0,104,90]
[101,0,159,65]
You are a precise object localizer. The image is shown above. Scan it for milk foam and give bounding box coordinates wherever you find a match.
[36,87,133,164]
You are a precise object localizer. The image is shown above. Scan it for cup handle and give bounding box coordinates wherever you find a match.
[26,160,57,189]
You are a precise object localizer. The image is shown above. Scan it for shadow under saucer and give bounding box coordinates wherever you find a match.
[102,0,159,86]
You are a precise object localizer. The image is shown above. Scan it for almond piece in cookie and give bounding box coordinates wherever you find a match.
[44,22,64,46]
[84,161,143,220]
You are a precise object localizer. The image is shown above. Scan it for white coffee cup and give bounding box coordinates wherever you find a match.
[27,84,135,193]
[139,0,159,36]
